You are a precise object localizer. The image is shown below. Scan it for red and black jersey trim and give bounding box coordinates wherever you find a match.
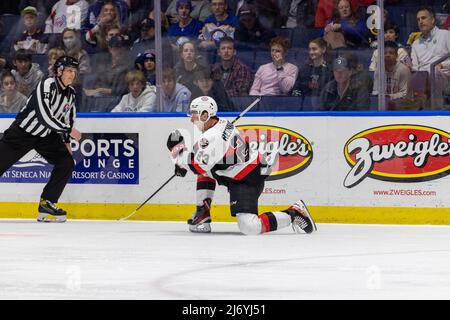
[197,175,216,191]
[188,153,206,175]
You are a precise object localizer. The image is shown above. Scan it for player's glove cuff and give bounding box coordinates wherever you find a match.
[175,164,187,177]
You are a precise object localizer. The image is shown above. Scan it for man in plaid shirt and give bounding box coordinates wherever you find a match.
[211,37,253,97]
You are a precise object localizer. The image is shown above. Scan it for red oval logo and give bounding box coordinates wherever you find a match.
[344,125,450,187]
[238,125,313,180]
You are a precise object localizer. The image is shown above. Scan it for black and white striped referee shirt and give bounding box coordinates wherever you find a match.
[14,77,76,138]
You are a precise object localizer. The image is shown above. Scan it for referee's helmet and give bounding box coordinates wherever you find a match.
[54,55,79,73]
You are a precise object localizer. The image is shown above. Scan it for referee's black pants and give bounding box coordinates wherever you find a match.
[0,122,74,203]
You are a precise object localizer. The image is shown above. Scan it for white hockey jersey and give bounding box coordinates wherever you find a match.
[176,118,261,182]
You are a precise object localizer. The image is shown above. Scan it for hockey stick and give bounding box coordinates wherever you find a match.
[117,96,261,221]
[231,96,261,124]
[117,173,177,221]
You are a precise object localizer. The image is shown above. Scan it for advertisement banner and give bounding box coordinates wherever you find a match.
[0,132,139,185]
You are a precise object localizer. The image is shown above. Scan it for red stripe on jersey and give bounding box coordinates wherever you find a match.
[233,154,261,181]
[190,154,206,175]
[197,175,215,183]
[259,213,270,233]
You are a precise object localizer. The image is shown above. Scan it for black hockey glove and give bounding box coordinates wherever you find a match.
[175,164,187,177]
[167,130,184,151]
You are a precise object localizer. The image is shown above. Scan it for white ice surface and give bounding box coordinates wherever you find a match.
[1,220,450,300]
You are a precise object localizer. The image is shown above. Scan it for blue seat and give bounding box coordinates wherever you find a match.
[0,14,21,37]
[236,50,255,71]
[32,54,48,71]
[253,51,272,71]
[274,28,294,43]
[259,96,304,111]
[291,27,322,48]
[83,96,121,112]
[230,96,262,112]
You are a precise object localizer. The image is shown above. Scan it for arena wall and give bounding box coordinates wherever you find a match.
[1,112,450,224]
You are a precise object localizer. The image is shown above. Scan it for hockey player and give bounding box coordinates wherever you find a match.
[0,56,81,223]
[166,96,317,235]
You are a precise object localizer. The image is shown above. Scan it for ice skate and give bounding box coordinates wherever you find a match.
[285,200,317,234]
[188,199,211,233]
[37,199,67,223]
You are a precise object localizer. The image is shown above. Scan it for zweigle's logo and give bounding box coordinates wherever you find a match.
[344,125,450,188]
[237,125,313,180]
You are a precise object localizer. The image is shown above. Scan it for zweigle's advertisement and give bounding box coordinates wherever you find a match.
[237,125,313,180]
[344,125,450,188]
[0,133,139,184]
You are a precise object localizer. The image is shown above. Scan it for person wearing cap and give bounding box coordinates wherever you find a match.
[84,35,131,99]
[250,36,298,96]
[319,55,370,111]
[13,6,49,54]
[131,17,175,69]
[45,0,89,33]
[134,51,156,86]
[234,3,276,49]
[166,0,212,23]
[168,0,204,41]
[0,55,81,223]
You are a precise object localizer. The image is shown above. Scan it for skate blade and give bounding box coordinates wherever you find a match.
[189,223,211,233]
[299,200,317,232]
[37,213,67,223]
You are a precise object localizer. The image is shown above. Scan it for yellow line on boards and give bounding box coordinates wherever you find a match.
[0,203,449,225]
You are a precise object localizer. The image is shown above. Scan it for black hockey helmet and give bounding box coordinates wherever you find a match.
[54,55,79,73]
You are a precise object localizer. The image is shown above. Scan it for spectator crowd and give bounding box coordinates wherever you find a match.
[0,0,449,113]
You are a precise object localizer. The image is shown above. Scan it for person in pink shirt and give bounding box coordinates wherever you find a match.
[249,36,298,96]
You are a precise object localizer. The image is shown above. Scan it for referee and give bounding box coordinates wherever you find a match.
[0,56,82,223]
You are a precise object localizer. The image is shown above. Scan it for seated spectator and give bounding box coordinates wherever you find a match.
[280,0,317,28]
[14,6,48,54]
[250,36,298,96]
[0,71,28,113]
[319,55,370,110]
[369,22,412,72]
[315,0,373,28]
[168,0,204,43]
[411,6,450,108]
[198,0,239,50]
[83,35,131,98]
[234,3,276,49]
[166,0,211,23]
[211,36,253,97]
[85,1,121,51]
[83,0,129,31]
[46,46,65,77]
[175,40,207,92]
[11,49,44,97]
[19,1,57,19]
[45,0,89,33]
[323,0,368,49]
[292,38,333,97]
[61,28,91,76]
[111,70,156,112]
[131,17,174,68]
[161,67,192,112]
[191,67,234,111]
[134,51,156,86]
[372,41,414,110]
